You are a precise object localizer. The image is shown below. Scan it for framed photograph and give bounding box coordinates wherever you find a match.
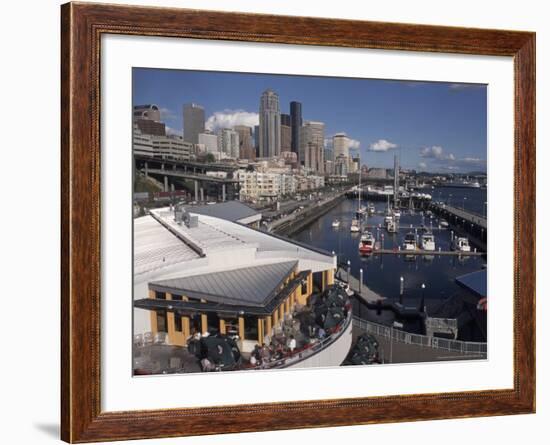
[61,2,535,442]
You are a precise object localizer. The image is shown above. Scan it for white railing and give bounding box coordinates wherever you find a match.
[352,316,487,355]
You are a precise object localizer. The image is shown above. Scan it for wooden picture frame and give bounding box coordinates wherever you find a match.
[61,2,536,442]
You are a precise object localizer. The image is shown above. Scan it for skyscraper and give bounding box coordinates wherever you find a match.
[300,121,325,173]
[290,101,302,157]
[259,89,281,158]
[217,128,240,158]
[234,125,255,160]
[333,133,350,159]
[183,103,205,145]
[280,113,292,153]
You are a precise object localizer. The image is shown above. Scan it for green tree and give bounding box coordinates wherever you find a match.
[205,153,216,163]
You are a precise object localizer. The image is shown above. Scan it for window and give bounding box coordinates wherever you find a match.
[155,291,166,300]
[174,312,182,332]
[156,310,167,332]
[244,315,258,341]
[301,280,308,295]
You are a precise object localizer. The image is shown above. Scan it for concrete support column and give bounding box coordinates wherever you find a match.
[194,180,199,202]
[257,319,264,345]
[238,316,245,340]
[170,183,175,193]
[222,184,226,202]
[164,176,168,192]
[200,187,204,202]
[144,162,148,177]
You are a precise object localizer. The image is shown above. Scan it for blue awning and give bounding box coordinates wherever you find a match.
[455,270,487,298]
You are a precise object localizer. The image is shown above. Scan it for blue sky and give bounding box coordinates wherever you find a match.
[133,68,487,173]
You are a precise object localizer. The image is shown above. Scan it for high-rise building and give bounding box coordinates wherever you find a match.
[133,104,161,122]
[234,125,255,160]
[133,104,166,136]
[217,128,240,158]
[280,113,292,153]
[290,101,302,157]
[333,133,350,159]
[254,125,260,158]
[183,103,205,145]
[198,132,219,153]
[300,121,325,173]
[259,89,281,158]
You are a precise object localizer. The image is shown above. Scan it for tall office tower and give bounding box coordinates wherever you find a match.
[290,101,302,157]
[300,121,325,173]
[234,125,255,160]
[133,104,166,136]
[254,125,260,158]
[217,128,240,158]
[333,133,350,159]
[259,89,281,158]
[183,103,205,145]
[280,113,292,153]
[198,132,219,153]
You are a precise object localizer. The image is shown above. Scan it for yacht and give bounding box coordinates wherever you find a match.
[358,231,375,255]
[332,219,341,228]
[350,218,360,233]
[439,219,449,228]
[367,203,375,215]
[452,237,471,252]
[403,232,417,251]
[420,232,436,251]
[392,208,401,219]
[385,216,397,233]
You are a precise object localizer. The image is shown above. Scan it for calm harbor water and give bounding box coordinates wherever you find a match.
[291,189,487,335]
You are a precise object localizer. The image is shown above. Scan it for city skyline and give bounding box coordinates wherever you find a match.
[133,68,487,173]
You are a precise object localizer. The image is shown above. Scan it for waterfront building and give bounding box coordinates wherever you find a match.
[234,125,256,160]
[133,207,349,370]
[187,201,262,228]
[350,156,360,174]
[325,160,335,175]
[198,132,219,153]
[259,89,281,158]
[238,171,281,200]
[290,101,302,156]
[368,167,388,179]
[217,128,240,159]
[183,103,205,145]
[300,121,325,173]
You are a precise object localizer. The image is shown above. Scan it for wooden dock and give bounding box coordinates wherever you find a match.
[372,248,485,256]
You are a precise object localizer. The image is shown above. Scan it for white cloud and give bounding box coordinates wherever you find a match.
[166,126,182,137]
[418,162,427,169]
[205,109,259,132]
[349,138,361,149]
[368,139,397,152]
[420,145,455,161]
[159,107,177,121]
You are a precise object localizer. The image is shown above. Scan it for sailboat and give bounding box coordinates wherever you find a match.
[355,169,367,219]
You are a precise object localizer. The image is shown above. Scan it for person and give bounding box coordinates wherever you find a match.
[288,335,296,353]
[317,327,326,339]
[250,355,257,366]
[263,333,271,346]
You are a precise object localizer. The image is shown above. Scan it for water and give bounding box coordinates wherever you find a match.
[291,197,487,335]
[432,186,487,216]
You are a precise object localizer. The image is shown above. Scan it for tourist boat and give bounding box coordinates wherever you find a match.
[420,232,436,251]
[452,236,471,252]
[403,232,417,251]
[367,203,375,215]
[358,231,375,255]
[392,208,401,219]
[439,219,449,228]
[350,218,360,233]
[332,219,341,228]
